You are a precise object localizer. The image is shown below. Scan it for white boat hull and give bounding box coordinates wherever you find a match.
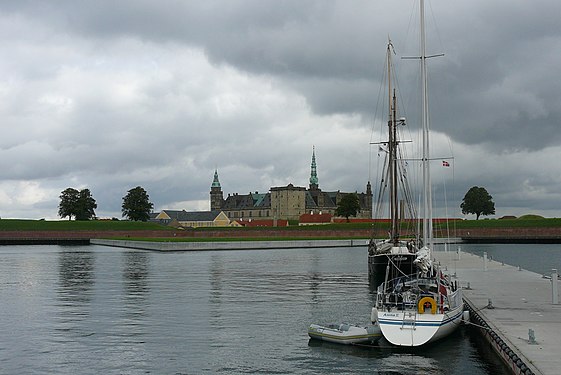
[308,323,382,345]
[375,304,463,346]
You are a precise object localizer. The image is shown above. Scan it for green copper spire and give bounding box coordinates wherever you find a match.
[309,147,319,187]
[211,169,221,188]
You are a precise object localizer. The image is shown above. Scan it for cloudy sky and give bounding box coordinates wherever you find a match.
[1,0,561,220]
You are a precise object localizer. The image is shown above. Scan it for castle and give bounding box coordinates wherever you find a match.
[210,148,373,222]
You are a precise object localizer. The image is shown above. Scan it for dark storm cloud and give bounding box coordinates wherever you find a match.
[0,1,394,109]
[1,0,561,219]
[31,0,558,153]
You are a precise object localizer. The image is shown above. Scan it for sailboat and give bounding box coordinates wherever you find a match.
[371,0,463,346]
[367,41,419,288]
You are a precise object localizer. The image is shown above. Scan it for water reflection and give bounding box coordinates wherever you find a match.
[308,250,321,303]
[122,250,150,306]
[117,250,151,365]
[306,327,489,375]
[55,246,96,347]
[209,253,224,307]
[208,253,228,340]
[57,246,95,305]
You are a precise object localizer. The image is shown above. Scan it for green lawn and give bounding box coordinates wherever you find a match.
[439,218,561,229]
[0,219,172,231]
[3,217,561,233]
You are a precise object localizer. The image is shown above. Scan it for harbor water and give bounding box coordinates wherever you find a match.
[457,243,561,276]
[2,243,553,374]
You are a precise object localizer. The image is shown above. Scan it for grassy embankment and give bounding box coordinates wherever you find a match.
[0,219,373,242]
[445,216,561,229]
[122,217,561,242]
[0,219,173,231]
[2,216,561,242]
[113,221,379,242]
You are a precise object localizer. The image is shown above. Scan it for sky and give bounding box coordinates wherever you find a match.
[1,0,561,220]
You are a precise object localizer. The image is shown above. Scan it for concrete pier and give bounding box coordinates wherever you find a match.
[91,237,458,251]
[434,250,561,375]
[91,238,370,251]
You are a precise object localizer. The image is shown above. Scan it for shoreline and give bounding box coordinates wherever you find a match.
[90,237,460,251]
[2,226,561,245]
[90,238,371,251]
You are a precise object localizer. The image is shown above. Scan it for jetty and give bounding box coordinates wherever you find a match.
[433,250,560,375]
[91,238,371,251]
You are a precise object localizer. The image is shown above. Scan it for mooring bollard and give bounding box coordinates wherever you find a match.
[484,252,488,271]
[552,269,559,305]
[528,329,537,344]
[457,246,461,260]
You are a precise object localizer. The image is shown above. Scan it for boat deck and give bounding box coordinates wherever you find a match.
[433,250,560,375]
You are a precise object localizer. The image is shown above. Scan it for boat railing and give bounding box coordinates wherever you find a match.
[378,272,452,312]
[377,273,419,294]
[381,293,418,311]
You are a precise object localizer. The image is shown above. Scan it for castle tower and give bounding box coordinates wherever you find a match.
[210,169,224,210]
[309,146,319,191]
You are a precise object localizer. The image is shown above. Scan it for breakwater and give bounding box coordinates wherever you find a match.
[3,226,561,245]
[91,238,370,251]
[0,230,176,245]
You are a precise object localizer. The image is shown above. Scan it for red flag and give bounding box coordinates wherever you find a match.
[442,160,450,167]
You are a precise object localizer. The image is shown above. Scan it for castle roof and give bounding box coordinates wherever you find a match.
[223,193,255,209]
[157,209,223,222]
[309,146,319,187]
[211,169,221,188]
[253,193,268,207]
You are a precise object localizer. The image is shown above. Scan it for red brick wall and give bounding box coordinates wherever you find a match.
[2,227,561,241]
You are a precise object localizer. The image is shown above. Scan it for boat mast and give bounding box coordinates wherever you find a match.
[387,42,399,245]
[420,0,433,249]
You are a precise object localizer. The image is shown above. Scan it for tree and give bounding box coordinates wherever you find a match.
[58,188,97,220]
[335,193,361,222]
[122,186,154,221]
[75,189,97,220]
[58,188,80,220]
[460,186,495,220]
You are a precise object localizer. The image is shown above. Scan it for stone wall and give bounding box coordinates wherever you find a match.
[3,227,561,244]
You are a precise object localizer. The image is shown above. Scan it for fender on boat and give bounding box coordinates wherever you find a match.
[371,308,379,324]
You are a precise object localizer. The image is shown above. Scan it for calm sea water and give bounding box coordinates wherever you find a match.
[2,243,549,374]
[457,243,561,276]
